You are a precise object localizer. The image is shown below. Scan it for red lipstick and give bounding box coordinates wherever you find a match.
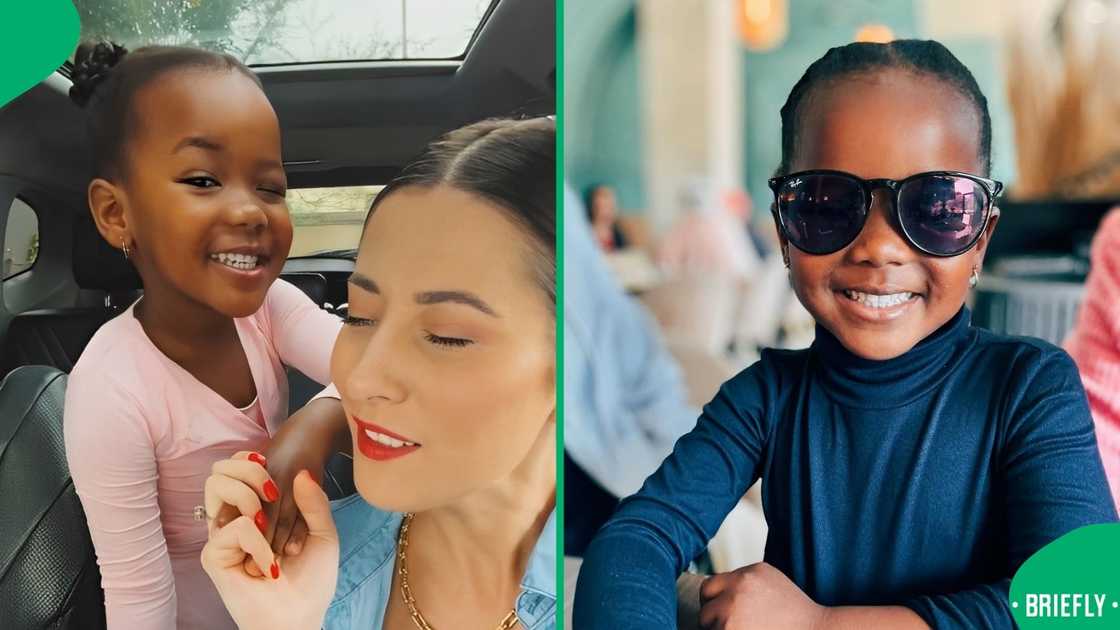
[352,416,420,462]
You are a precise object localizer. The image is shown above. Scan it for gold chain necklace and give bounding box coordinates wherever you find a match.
[397,513,520,630]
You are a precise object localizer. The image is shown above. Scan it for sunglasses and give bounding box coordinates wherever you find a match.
[768,170,1003,257]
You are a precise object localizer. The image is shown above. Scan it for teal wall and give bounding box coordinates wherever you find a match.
[563,0,1017,218]
[742,2,1016,213]
[564,0,645,211]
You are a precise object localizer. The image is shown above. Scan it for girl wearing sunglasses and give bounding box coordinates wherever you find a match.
[573,40,1116,629]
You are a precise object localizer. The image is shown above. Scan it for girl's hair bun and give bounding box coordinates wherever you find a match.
[69,41,129,107]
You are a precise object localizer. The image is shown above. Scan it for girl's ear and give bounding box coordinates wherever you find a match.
[970,205,1001,270]
[88,177,132,252]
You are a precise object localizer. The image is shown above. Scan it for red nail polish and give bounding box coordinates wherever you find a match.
[248,452,267,467]
[254,510,267,533]
[270,562,280,580]
[263,480,280,502]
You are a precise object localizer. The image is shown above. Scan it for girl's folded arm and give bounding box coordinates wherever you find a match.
[573,367,771,629]
[64,380,176,629]
[901,350,1118,629]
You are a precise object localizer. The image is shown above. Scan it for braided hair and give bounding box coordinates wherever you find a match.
[69,42,262,180]
[778,39,992,176]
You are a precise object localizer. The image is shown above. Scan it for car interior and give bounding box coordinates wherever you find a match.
[0,0,554,626]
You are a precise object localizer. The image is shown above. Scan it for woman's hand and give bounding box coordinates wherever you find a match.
[216,398,351,559]
[698,562,827,630]
[201,453,340,630]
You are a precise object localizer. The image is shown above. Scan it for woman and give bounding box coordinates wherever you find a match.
[200,117,557,629]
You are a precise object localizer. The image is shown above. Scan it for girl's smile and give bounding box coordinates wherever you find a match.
[784,69,999,360]
[122,69,291,319]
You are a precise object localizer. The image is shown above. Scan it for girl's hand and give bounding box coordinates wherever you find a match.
[216,398,350,558]
[201,454,340,630]
[699,562,827,630]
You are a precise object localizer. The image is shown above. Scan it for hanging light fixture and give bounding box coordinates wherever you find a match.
[854,23,895,43]
[738,0,788,51]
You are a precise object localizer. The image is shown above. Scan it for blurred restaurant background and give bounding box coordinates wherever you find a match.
[562,0,1119,620]
[567,0,1118,363]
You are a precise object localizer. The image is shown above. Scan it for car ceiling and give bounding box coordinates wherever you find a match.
[0,0,554,210]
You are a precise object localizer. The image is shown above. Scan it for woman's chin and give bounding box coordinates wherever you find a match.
[354,477,439,515]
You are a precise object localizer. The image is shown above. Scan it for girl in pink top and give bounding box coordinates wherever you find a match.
[1067,207,1120,511]
[62,43,343,629]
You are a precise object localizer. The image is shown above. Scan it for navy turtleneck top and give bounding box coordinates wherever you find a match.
[573,308,1117,628]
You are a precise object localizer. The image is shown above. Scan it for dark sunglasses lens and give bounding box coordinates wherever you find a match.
[898,176,988,255]
[777,174,866,254]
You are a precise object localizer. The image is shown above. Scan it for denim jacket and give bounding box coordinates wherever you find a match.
[323,494,556,629]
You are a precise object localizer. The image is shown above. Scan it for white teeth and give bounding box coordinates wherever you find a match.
[209,252,260,270]
[363,428,415,448]
[843,290,915,308]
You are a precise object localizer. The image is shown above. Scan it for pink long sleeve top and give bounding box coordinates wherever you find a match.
[63,279,342,629]
[1066,207,1120,511]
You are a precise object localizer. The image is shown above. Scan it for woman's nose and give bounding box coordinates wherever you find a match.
[343,328,407,405]
[844,190,914,266]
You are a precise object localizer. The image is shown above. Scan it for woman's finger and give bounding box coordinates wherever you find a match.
[231,450,269,468]
[292,470,336,541]
[212,458,280,503]
[204,475,265,534]
[201,515,278,579]
[242,555,264,578]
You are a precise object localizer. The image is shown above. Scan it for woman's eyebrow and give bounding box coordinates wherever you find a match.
[416,291,500,317]
[347,272,379,294]
[348,273,499,317]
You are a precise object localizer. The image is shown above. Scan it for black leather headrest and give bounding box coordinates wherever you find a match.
[72,214,143,292]
[0,366,106,629]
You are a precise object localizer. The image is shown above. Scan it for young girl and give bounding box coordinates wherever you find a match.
[572,40,1117,629]
[63,42,344,629]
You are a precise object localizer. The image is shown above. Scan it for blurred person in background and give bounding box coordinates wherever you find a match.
[1019,0,1120,510]
[586,184,629,251]
[564,183,699,555]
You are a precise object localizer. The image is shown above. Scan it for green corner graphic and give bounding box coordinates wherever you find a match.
[0,1,79,110]
[1010,523,1120,628]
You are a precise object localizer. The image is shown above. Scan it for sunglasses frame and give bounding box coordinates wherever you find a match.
[768,169,1004,257]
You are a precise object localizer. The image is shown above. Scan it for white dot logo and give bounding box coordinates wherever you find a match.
[1012,602,1019,608]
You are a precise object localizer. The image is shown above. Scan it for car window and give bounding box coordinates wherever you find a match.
[72,0,496,65]
[3,198,39,280]
[288,186,383,257]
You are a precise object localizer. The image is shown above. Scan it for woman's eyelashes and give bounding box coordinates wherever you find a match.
[342,315,376,327]
[424,332,475,348]
[342,315,475,349]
